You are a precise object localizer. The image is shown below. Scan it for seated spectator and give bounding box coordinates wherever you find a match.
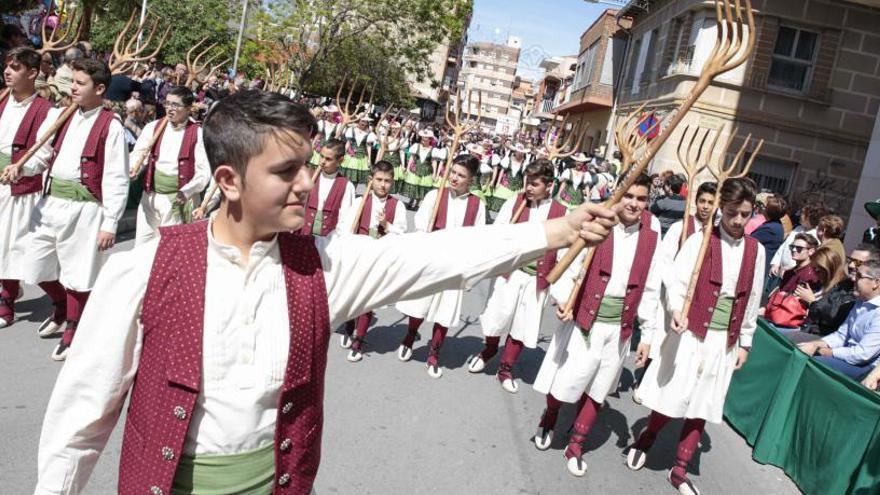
[817,214,847,262]
[650,173,686,235]
[764,234,820,329]
[123,99,146,149]
[745,191,770,235]
[752,194,787,278]
[770,200,827,278]
[796,245,860,337]
[797,258,880,380]
[861,361,880,391]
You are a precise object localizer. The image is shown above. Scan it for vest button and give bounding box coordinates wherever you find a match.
[707,307,713,312]
[278,473,291,486]
[589,310,595,315]
[150,486,164,495]
[161,446,174,460]
[280,438,292,451]
[82,173,89,179]
[703,322,709,327]
[713,291,719,297]
[173,406,186,420]
[282,402,293,414]
[624,305,630,311]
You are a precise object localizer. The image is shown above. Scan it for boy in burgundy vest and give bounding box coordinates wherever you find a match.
[0,47,67,335]
[300,137,354,236]
[626,178,764,495]
[339,160,408,362]
[3,58,129,361]
[35,90,620,495]
[531,173,663,477]
[131,86,210,244]
[395,154,485,379]
[469,159,568,393]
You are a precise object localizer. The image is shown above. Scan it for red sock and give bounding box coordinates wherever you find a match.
[1,279,20,298]
[673,418,705,479]
[62,290,90,346]
[0,279,19,318]
[540,394,564,429]
[352,312,372,350]
[402,317,424,348]
[566,395,601,459]
[499,335,524,368]
[480,336,501,361]
[39,281,67,323]
[427,323,448,366]
[634,410,672,451]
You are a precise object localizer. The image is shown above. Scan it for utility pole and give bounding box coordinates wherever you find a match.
[232,0,250,75]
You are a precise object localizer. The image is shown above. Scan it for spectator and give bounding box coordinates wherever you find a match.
[123,98,146,148]
[650,173,686,235]
[797,258,880,380]
[817,214,847,262]
[796,245,871,338]
[745,191,770,235]
[764,234,821,330]
[51,47,81,98]
[770,201,827,278]
[751,195,787,277]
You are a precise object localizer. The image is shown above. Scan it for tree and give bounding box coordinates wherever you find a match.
[256,0,472,103]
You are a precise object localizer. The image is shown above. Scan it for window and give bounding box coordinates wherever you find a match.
[626,37,642,86]
[576,40,600,89]
[768,26,819,92]
[641,28,660,83]
[746,153,796,195]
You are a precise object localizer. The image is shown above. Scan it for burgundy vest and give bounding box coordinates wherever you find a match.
[685,215,698,239]
[511,193,567,292]
[119,221,329,495]
[302,174,349,236]
[356,194,399,237]
[0,94,52,196]
[686,229,759,348]
[432,190,481,231]
[573,210,658,342]
[144,120,200,193]
[48,107,116,203]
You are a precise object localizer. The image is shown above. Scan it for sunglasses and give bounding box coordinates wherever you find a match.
[847,257,865,268]
[855,271,878,282]
[789,245,809,253]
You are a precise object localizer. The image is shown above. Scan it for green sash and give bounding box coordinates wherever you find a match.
[171,442,275,495]
[49,178,99,203]
[519,261,538,277]
[0,152,11,173]
[596,296,624,324]
[154,170,193,223]
[311,211,324,236]
[709,296,734,331]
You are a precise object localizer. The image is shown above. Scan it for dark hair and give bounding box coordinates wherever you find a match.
[5,46,41,71]
[524,159,554,184]
[800,201,828,228]
[452,154,479,178]
[794,232,820,250]
[818,215,845,240]
[631,172,653,190]
[71,58,112,90]
[203,90,317,176]
[854,243,880,258]
[167,86,195,106]
[719,177,757,206]
[764,195,786,222]
[322,138,346,159]
[696,181,717,198]
[371,160,394,175]
[665,174,685,194]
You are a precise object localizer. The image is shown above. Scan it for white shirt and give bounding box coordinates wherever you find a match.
[0,92,38,156]
[316,171,355,225]
[344,127,376,146]
[130,119,211,199]
[36,218,549,494]
[494,196,552,226]
[25,106,130,233]
[660,218,706,287]
[666,226,766,348]
[408,143,432,163]
[339,191,408,236]
[414,188,486,232]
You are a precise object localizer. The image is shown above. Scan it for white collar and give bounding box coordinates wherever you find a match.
[207,219,278,268]
[720,225,744,246]
[9,92,37,107]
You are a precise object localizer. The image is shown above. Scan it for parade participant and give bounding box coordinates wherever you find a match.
[468,159,568,392]
[625,178,765,495]
[0,47,68,336]
[376,120,406,194]
[396,154,486,378]
[401,128,435,209]
[486,142,529,214]
[339,160,408,362]
[556,152,591,209]
[2,58,129,361]
[589,161,615,202]
[339,114,376,186]
[300,137,355,237]
[431,132,450,188]
[312,104,339,165]
[131,86,210,244]
[35,90,619,495]
[530,173,662,477]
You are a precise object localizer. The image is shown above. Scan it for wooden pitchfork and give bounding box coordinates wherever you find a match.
[544,115,586,161]
[427,83,482,232]
[39,5,82,55]
[336,75,372,127]
[185,38,227,88]
[679,128,763,318]
[108,11,171,75]
[549,0,756,316]
[375,109,402,162]
[676,125,720,249]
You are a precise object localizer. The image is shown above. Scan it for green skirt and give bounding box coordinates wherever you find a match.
[342,154,370,185]
[401,158,433,201]
[557,183,585,209]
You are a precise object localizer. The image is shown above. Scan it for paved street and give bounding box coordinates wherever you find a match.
[0,225,801,494]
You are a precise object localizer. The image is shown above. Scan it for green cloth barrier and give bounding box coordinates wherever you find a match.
[709,297,733,331]
[596,296,624,324]
[153,170,193,223]
[49,178,98,203]
[724,320,880,495]
[172,442,275,494]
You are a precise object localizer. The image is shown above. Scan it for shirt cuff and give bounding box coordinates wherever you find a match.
[100,216,118,234]
[831,347,853,363]
[739,332,753,349]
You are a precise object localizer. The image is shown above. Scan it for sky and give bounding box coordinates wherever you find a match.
[467,0,615,81]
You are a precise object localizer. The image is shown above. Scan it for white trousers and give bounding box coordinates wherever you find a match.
[136,191,186,245]
[479,271,548,348]
[395,288,464,328]
[0,186,40,279]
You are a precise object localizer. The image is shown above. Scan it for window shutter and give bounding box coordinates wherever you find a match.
[747,15,780,89]
[807,28,840,102]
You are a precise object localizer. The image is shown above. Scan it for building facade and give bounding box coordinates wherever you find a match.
[613,0,880,231]
[459,37,522,134]
[409,13,472,122]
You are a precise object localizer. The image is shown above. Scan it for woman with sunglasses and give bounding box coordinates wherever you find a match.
[764,233,821,330]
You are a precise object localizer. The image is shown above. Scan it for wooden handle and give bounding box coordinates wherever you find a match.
[130,117,168,178]
[681,200,720,315]
[510,198,528,224]
[562,245,597,314]
[350,179,373,234]
[198,181,220,210]
[311,166,321,183]
[12,103,77,169]
[428,134,462,233]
